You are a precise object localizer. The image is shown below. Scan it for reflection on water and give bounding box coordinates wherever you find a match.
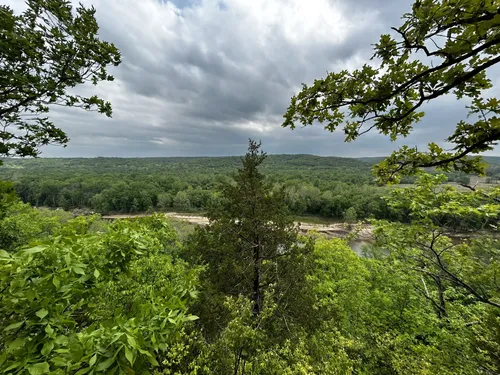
[348,235,480,257]
[349,240,372,256]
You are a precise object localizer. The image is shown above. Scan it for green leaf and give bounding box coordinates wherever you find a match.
[54,335,68,345]
[45,325,54,336]
[26,288,36,302]
[73,267,85,275]
[74,367,91,375]
[94,269,100,279]
[148,356,159,366]
[124,346,134,366]
[7,338,25,351]
[95,357,115,371]
[0,250,11,259]
[126,335,137,348]
[22,246,47,254]
[36,308,49,319]
[50,356,67,367]
[52,276,60,289]
[27,362,50,375]
[41,341,54,356]
[184,315,199,321]
[89,354,97,367]
[4,321,23,331]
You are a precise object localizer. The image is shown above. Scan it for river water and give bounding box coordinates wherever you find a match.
[349,239,373,256]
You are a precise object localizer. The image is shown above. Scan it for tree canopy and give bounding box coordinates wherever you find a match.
[1,143,500,373]
[283,0,500,182]
[188,140,311,320]
[1,0,500,372]
[0,0,121,159]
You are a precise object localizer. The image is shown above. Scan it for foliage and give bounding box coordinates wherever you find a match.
[278,1,500,366]
[187,296,352,375]
[0,155,394,220]
[0,187,73,251]
[186,230,500,374]
[0,0,120,159]
[283,0,500,182]
[188,140,313,332]
[1,143,500,373]
[0,201,199,374]
[2,155,498,222]
[368,172,500,372]
[0,202,72,252]
[387,172,500,230]
[343,206,357,223]
[0,180,17,219]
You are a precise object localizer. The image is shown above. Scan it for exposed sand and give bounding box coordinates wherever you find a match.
[101,212,374,240]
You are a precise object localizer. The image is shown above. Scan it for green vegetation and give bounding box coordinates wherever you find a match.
[0,189,200,374]
[0,0,120,159]
[1,0,500,373]
[1,155,493,223]
[0,155,394,221]
[1,142,499,374]
[284,0,500,182]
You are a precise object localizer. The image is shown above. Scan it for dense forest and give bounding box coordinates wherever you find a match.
[0,155,387,220]
[0,155,491,222]
[1,0,500,374]
[1,143,500,374]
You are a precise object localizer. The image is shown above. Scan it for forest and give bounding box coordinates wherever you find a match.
[1,143,500,374]
[1,0,500,374]
[0,155,489,222]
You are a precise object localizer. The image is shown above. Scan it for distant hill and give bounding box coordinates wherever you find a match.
[3,154,500,172]
[0,154,375,185]
[0,155,383,216]
[357,155,500,168]
[482,156,500,165]
[0,154,373,172]
[355,157,386,165]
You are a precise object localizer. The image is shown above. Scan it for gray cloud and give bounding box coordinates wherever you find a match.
[5,0,500,157]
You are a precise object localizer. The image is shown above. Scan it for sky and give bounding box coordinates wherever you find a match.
[6,0,500,157]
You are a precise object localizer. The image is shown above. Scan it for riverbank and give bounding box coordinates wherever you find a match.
[101,212,374,241]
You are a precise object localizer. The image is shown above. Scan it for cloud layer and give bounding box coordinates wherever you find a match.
[6,0,500,157]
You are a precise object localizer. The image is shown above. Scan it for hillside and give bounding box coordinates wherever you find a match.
[358,155,500,166]
[0,154,372,171]
[0,154,375,185]
[0,155,388,219]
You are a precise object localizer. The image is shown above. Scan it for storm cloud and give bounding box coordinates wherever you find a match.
[5,0,500,157]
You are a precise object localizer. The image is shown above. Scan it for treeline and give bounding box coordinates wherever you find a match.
[0,155,484,221]
[14,178,392,221]
[484,157,500,183]
[0,156,393,221]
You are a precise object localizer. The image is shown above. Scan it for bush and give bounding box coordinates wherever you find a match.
[0,213,199,374]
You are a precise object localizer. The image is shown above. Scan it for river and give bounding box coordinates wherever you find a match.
[102,212,375,253]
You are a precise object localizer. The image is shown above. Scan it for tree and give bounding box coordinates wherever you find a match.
[283,0,500,182]
[190,140,311,318]
[0,212,199,374]
[0,181,17,220]
[343,206,357,223]
[366,174,500,372]
[374,173,500,313]
[173,191,192,212]
[157,192,173,210]
[0,0,121,159]
[185,141,314,374]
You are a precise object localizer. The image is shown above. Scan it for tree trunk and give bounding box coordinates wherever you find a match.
[252,239,262,315]
[436,275,447,319]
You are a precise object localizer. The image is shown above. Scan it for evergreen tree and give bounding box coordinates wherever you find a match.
[189,140,311,335]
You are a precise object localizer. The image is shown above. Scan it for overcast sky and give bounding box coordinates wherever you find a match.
[6,0,500,157]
